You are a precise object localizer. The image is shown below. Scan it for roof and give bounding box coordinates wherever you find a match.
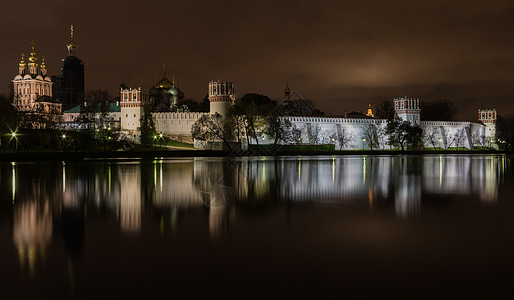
[64,102,121,114]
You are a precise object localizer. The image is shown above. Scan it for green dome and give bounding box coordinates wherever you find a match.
[168,85,180,97]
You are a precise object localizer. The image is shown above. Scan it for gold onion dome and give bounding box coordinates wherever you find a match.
[155,77,173,89]
[19,53,26,68]
[41,57,47,69]
[28,41,37,64]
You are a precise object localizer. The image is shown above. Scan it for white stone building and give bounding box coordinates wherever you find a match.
[12,41,61,115]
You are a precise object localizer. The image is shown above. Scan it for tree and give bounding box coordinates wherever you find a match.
[386,119,422,151]
[421,99,457,121]
[375,101,395,120]
[362,123,379,150]
[232,93,276,146]
[423,126,439,149]
[376,123,388,149]
[337,126,355,150]
[191,113,233,150]
[139,106,156,146]
[308,123,322,145]
[280,98,324,117]
[495,116,514,151]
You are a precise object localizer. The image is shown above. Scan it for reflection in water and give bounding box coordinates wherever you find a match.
[120,163,141,234]
[13,199,52,278]
[6,155,508,279]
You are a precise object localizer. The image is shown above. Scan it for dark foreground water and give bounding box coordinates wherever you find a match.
[1,155,513,298]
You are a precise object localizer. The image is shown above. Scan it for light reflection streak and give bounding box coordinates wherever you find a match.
[363,156,366,185]
[439,155,442,187]
[12,162,16,204]
[62,161,66,193]
[298,158,301,182]
[332,157,335,183]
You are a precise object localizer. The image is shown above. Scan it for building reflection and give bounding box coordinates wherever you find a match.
[8,154,508,278]
[12,195,52,278]
[119,163,142,234]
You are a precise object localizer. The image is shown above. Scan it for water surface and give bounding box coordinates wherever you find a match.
[1,155,513,298]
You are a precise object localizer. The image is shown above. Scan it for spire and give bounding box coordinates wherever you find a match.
[66,25,77,56]
[284,81,291,100]
[162,61,167,77]
[172,74,175,86]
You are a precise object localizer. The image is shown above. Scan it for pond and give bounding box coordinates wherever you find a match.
[1,154,513,298]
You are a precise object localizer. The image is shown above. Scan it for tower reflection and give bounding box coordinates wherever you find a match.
[8,154,507,279]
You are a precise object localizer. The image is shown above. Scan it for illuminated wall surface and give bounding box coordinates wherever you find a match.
[1,155,511,296]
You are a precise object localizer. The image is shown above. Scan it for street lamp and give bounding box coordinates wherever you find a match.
[61,134,67,152]
[362,138,365,151]
[438,138,441,150]
[10,131,18,152]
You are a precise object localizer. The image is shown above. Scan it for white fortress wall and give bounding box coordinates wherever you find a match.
[153,112,205,136]
[420,121,486,149]
[283,116,390,149]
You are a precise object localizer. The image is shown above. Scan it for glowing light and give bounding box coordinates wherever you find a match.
[159,133,163,138]
[62,134,66,139]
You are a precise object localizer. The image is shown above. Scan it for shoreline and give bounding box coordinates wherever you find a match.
[0,149,507,162]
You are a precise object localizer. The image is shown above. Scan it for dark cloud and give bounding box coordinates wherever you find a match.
[1,0,514,120]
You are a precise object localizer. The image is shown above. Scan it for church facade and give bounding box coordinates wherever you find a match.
[12,41,61,115]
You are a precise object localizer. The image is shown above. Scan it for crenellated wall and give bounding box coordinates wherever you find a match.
[153,112,206,136]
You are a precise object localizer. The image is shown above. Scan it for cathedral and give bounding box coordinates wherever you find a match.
[148,64,184,112]
[12,41,61,115]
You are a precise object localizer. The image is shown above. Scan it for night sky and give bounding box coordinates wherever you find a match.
[2,0,514,120]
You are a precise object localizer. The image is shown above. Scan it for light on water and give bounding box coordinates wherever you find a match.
[1,154,513,298]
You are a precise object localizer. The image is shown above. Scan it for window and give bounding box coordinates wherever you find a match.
[134,114,136,117]
[126,114,128,117]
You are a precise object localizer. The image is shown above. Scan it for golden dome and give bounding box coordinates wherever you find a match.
[155,77,173,89]
[28,41,37,64]
[19,53,26,68]
[41,56,47,69]
[284,82,291,94]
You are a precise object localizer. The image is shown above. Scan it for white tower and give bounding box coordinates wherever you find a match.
[208,81,236,117]
[394,96,421,125]
[478,109,497,148]
[120,87,150,132]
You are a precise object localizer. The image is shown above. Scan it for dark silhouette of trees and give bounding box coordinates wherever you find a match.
[375,101,395,120]
[496,116,514,151]
[421,99,457,121]
[386,120,423,151]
